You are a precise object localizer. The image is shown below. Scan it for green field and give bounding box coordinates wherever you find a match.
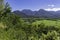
[32,20,60,27]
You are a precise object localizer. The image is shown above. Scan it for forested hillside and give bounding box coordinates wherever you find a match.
[13,9,60,19]
[0,0,60,40]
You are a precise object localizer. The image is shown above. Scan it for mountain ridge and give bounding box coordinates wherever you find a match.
[13,9,60,19]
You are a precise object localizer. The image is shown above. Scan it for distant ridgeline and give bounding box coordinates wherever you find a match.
[0,0,4,11]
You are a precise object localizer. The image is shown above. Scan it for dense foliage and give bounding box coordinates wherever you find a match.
[0,1,60,40]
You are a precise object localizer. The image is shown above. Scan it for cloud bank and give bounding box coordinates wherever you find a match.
[44,8,60,11]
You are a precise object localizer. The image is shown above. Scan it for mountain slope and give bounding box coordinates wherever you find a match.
[13,9,60,19]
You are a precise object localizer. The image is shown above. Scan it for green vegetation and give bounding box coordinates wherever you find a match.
[0,0,4,11]
[32,20,60,27]
[0,0,60,40]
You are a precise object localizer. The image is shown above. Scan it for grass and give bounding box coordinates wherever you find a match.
[32,20,60,27]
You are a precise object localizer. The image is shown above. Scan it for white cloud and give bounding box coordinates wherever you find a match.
[44,8,60,11]
[48,4,55,7]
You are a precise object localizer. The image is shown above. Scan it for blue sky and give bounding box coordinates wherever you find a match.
[6,0,60,11]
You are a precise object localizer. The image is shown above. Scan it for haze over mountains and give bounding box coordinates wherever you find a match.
[13,9,60,19]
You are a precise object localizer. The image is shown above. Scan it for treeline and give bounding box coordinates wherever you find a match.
[0,1,60,40]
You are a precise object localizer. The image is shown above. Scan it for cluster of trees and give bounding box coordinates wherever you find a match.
[0,0,60,40]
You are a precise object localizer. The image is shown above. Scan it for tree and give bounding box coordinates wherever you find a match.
[4,2,11,13]
[40,31,60,40]
[0,0,4,11]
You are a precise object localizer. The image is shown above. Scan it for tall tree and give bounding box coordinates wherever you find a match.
[0,0,4,11]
